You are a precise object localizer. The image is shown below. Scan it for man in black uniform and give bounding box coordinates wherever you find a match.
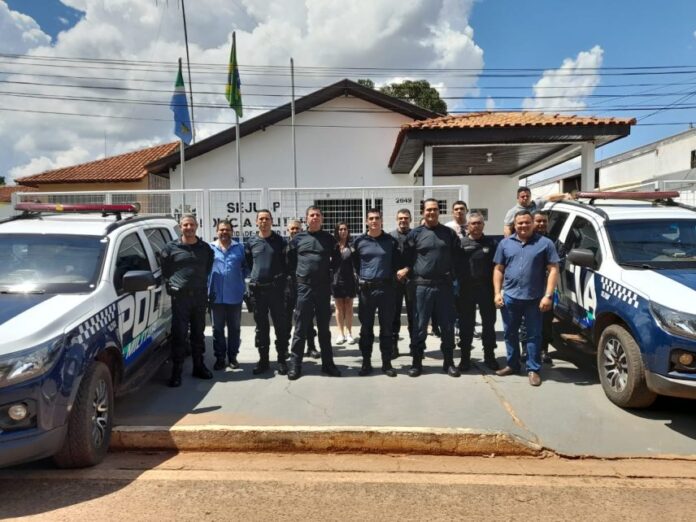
[160,214,214,387]
[398,199,461,378]
[352,208,401,377]
[457,211,499,371]
[245,209,289,376]
[390,208,414,359]
[286,206,341,380]
[284,219,320,359]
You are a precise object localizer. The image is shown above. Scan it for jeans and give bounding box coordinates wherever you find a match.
[412,283,456,367]
[500,295,542,372]
[210,303,242,361]
[358,283,395,366]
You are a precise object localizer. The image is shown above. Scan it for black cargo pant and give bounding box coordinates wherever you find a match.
[290,281,336,368]
[284,277,316,349]
[171,290,207,366]
[457,283,497,353]
[250,279,289,361]
[392,280,414,350]
[413,281,456,368]
[358,281,395,367]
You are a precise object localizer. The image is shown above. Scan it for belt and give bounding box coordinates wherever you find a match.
[359,278,392,289]
[412,275,451,286]
[169,286,206,297]
[249,273,286,288]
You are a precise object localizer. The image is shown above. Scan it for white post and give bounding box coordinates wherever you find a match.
[581,142,596,191]
[424,145,434,198]
[290,57,298,218]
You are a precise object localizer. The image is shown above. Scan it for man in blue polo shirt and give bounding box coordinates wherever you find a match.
[493,210,559,386]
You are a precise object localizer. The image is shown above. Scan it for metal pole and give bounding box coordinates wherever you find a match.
[180,0,195,143]
[291,57,298,218]
[179,138,185,214]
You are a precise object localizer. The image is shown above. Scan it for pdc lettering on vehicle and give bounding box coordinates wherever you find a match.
[117,286,164,360]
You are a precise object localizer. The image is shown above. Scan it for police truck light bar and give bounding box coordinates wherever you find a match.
[576,191,680,201]
[15,202,141,214]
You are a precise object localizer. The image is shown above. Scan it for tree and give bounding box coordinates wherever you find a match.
[380,79,447,114]
[0,176,5,186]
[357,78,374,89]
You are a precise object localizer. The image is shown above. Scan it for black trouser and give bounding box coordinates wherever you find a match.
[250,280,289,360]
[358,282,395,367]
[457,283,497,353]
[290,282,336,368]
[285,278,316,349]
[171,292,207,365]
[392,280,414,349]
[413,282,456,367]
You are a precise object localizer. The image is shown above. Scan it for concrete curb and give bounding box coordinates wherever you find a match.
[111,425,545,457]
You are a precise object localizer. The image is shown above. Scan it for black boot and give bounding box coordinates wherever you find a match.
[382,362,397,378]
[253,348,270,375]
[213,357,226,371]
[390,343,400,360]
[444,355,461,378]
[408,353,423,377]
[458,349,471,372]
[287,355,302,381]
[483,348,500,371]
[168,362,183,387]
[277,359,288,376]
[358,358,373,376]
[192,359,213,380]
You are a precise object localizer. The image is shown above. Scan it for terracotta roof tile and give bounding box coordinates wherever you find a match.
[0,185,38,203]
[403,111,636,130]
[16,142,180,187]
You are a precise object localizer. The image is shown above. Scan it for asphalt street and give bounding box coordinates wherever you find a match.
[114,314,696,458]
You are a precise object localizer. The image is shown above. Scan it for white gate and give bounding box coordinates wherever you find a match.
[12,185,468,241]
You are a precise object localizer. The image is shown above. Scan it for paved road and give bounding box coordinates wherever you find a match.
[114,316,696,457]
[2,452,695,521]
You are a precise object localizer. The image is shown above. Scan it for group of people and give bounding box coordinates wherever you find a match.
[160,186,571,388]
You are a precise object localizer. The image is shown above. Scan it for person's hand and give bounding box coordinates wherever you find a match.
[494,292,504,309]
[539,295,553,312]
[396,268,409,282]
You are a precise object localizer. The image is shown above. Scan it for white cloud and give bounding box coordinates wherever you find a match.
[0,1,51,53]
[0,0,485,184]
[523,45,604,113]
[10,146,92,180]
[59,16,69,25]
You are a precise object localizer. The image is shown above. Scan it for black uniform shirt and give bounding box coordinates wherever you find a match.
[390,228,411,254]
[459,234,498,286]
[404,223,461,280]
[160,237,214,291]
[244,231,287,283]
[352,232,401,281]
[287,229,337,284]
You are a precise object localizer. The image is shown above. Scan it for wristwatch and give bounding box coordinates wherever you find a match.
[544,293,553,298]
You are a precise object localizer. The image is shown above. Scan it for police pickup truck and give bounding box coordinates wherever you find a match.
[0,203,177,468]
[545,191,696,408]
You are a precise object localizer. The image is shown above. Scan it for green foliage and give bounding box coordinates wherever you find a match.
[356,78,375,89]
[380,79,447,114]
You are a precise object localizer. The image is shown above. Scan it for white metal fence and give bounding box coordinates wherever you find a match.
[615,179,696,206]
[12,185,468,242]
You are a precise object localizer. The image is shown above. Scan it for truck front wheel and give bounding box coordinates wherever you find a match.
[597,324,656,409]
[53,361,113,468]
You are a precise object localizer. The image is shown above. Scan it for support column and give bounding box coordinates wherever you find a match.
[580,142,596,191]
[424,145,433,198]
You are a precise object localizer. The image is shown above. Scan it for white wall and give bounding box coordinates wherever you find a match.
[601,132,696,188]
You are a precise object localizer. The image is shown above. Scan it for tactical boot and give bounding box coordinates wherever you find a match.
[253,348,270,375]
[277,360,288,376]
[382,364,397,378]
[390,343,400,360]
[168,362,183,388]
[192,360,213,380]
[458,350,471,372]
[321,364,342,377]
[213,357,226,371]
[483,348,500,371]
[287,356,302,381]
[358,359,373,376]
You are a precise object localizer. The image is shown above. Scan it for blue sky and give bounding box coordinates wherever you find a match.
[1,0,696,183]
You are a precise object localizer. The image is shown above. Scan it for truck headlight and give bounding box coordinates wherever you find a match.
[0,336,64,388]
[650,302,696,341]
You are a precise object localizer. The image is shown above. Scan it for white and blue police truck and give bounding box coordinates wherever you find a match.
[0,203,177,468]
[546,191,696,408]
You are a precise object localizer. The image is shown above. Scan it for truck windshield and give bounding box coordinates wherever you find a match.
[606,219,696,269]
[0,234,106,293]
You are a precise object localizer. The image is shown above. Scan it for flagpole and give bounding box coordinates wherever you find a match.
[179,138,185,191]
[180,0,195,143]
[291,57,298,218]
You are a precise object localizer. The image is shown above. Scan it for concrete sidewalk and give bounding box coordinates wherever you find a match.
[113,317,696,458]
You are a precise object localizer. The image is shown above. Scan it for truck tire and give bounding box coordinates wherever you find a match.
[597,324,656,409]
[53,361,114,468]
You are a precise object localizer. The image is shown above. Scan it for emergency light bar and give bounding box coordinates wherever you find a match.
[15,202,141,214]
[576,191,680,201]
